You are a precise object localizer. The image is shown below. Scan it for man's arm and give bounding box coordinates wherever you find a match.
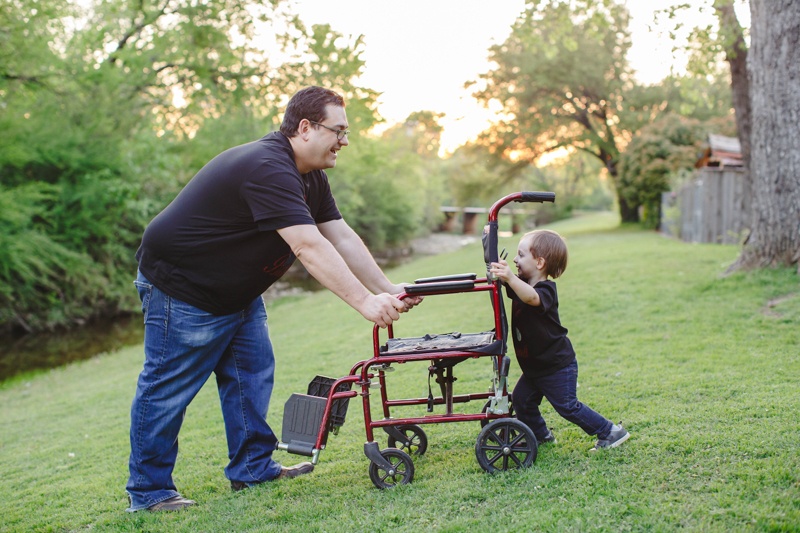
[277,224,405,327]
[316,219,399,294]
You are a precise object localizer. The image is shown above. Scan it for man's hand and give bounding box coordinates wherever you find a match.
[361,293,407,328]
[391,283,424,311]
[399,295,424,310]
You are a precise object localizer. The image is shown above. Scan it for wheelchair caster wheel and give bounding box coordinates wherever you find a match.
[368,448,415,489]
[475,418,537,473]
[387,424,428,456]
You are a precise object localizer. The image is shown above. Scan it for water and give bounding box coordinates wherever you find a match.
[0,267,326,382]
[0,314,145,382]
[0,234,475,382]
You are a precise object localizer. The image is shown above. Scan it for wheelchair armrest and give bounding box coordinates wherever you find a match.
[414,273,477,284]
[404,279,476,295]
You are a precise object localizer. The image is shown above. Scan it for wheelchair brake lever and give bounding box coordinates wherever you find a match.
[488,248,507,282]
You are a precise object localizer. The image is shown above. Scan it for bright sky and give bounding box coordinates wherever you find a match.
[288,0,745,153]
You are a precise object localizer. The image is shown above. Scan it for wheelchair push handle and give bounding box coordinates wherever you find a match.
[484,191,555,269]
[488,191,555,221]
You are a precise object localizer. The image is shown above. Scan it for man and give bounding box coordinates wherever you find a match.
[127,86,420,512]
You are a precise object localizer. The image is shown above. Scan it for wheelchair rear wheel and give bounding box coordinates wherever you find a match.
[475,418,537,473]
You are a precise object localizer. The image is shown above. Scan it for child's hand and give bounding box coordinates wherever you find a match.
[489,259,513,283]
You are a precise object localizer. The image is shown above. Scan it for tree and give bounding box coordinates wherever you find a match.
[618,115,709,229]
[712,0,751,171]
[328,112,450,250]
[732,0,800,272]
[184,20,381,173]
[666,1,750,169]
[472,0,664,222]
[0,0,383,333]
[393,111,446,158]
[444,144,520,208]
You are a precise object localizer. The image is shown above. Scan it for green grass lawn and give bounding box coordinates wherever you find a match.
[2,213,798,532]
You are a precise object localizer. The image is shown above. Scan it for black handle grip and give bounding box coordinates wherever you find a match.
[414,273,477,284]
[404,279,476,295]
[518,191,556,203]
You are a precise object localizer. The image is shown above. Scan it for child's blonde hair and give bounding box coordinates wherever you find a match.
[524,229,568,279]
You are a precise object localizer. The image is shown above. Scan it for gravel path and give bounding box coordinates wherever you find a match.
[409,233,478,256]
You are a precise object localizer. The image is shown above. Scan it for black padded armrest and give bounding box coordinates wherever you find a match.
[404,279,475,295]
[414,273,477,284]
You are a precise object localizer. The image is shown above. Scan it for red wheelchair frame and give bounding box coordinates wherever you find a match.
[277,191,555,488]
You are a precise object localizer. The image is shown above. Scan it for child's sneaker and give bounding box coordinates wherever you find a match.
[591,424,629,450]
[537,429,556,445]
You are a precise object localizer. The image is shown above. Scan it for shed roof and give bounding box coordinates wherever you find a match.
[696,134,743,168]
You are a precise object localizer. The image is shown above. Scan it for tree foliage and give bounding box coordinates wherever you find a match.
[441,141,613,230]
[661,0,750,169]
[297,126,439,252]
[472,0,668,222]
[0,0,424,334]
[615,69,735,230]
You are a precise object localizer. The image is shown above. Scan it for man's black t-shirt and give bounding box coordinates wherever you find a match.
[507,280,576,378]
[136,131,341,315]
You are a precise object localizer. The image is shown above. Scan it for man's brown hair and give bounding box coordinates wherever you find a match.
[280,86,345,137]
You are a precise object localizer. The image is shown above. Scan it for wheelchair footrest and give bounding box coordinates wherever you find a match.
[307,376,351,428]
[281,393,326,449]
[281,376,352,450]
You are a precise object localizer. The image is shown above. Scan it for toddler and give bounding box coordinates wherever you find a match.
[490,229,629,450]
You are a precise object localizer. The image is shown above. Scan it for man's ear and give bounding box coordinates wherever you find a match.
[298,119,312,140]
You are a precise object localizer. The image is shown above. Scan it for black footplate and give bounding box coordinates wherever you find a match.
[281,376,352,456]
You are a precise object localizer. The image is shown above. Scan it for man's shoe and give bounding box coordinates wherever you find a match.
[230,480,249,492]
[230,462,315,491]
[146,495,195,512]
[537,429,556,445]
[277,462,314,480]
[591,424,630,451]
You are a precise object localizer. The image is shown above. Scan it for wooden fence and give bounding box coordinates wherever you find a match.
[661,167,750,244]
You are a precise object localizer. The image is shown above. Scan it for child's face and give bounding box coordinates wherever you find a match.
[514,236,541,282]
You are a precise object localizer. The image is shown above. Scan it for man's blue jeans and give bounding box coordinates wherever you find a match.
[512,361,612,440]
[126,272,281,511]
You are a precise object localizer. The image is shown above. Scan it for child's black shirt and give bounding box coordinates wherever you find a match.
[506,280,576,378]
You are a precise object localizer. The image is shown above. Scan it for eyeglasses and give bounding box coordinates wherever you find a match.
[308,120,350,141]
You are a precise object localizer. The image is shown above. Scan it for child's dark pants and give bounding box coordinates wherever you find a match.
[513,361,613,440]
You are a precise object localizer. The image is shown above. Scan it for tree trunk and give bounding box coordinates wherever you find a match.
[714,0,751,172]
[732,0,800,273]
[617,193,639,223]
[607,159,639,223]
